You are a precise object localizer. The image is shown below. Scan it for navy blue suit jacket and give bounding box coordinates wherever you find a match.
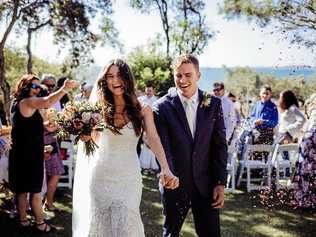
[153,89,228,198]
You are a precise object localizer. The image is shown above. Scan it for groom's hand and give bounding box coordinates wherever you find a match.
[212,185,225,208]
[158,169,179,189]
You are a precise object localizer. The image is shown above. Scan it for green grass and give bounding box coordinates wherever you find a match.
[1,174,315,237]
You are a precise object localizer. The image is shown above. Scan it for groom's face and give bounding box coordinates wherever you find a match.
[174,63,200,98]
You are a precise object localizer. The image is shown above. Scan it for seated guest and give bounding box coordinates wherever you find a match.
[292,94,316,210]
[250,85,278,147]
[278,90,306,143]
[277,90,306,176]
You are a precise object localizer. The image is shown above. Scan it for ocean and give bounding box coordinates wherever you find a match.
[77,65,315,91]
[198,67,315,91]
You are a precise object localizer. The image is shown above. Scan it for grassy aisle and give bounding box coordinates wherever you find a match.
[0,174,315,237]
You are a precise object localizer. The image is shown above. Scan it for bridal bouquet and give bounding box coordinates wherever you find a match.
[54,100,108,156]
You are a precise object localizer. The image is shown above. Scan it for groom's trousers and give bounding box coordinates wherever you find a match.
[161,185,220,237]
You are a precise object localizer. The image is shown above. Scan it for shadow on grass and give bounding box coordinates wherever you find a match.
[1,175,315,237]
[141,174,196,237]
[222,190,316,237]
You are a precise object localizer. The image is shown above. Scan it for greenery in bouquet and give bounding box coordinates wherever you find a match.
[54,100,110,156]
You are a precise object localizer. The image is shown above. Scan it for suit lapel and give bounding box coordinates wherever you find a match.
[169,90,194,141]
[193,90,205,144]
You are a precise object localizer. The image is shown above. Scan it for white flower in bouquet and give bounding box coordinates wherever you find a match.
[82,112,92,123]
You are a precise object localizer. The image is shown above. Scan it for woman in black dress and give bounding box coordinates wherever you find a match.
[9,74,76,232]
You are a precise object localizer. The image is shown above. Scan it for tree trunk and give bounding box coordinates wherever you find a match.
[0,50,12,124]
[155,0,170,57]
[26,28,33,73]
[0,0,19,124]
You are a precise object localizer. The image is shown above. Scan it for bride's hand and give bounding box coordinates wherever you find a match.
[79,134,92,142]
[159,168,179,190]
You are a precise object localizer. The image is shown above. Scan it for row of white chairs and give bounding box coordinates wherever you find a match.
[57,141,299,192]
[226,143,299,192]
[57,140,75,189]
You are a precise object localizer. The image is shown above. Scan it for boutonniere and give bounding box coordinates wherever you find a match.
[200,91,212,108]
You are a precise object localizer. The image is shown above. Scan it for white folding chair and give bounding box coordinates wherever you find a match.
[226,145,237,192]
[57,141,74,189]
[237,144,275,192]
[271,143,299,189]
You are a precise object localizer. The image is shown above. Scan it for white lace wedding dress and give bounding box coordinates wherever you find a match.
[72,122,145,237]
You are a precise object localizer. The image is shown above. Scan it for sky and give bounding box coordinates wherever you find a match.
[3,0,316,68]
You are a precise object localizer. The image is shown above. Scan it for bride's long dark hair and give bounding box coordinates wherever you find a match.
[97,59,143,136]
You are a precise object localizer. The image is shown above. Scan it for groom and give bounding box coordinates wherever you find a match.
[153,54,227,237]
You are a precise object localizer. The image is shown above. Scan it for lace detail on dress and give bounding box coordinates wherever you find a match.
[88,202,144,237]
[73,124,145,237]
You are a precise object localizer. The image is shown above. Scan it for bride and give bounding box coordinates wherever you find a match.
[72,59,179,237]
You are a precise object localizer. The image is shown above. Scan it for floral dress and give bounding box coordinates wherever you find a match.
[292,127,316,209]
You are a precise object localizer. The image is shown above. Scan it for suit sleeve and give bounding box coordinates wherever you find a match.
[210,99,228,186]
[153,102,175,173]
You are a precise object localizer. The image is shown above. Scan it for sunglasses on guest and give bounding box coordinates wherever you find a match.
[30,83,42,90]
[213,87,223,93]
[45,84,56,89]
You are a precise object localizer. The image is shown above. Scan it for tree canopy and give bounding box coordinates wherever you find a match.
[127,44,172,96]
[130,0,213,57]
[221,0,316,48]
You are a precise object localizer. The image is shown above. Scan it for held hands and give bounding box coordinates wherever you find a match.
[158,168,179,190]
[211,185,225,209]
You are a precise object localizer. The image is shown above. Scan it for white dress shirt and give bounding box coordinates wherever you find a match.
[177,89,199,136]
[219,95,237,141]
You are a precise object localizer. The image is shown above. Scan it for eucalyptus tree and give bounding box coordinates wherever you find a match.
[221,0,316,48]
[0,0,119,122]
[130,0,213,58]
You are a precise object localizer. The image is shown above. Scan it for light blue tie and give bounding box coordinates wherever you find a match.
[184,99,195,137]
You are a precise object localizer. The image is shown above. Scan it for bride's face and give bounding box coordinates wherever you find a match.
[106,65,125,96]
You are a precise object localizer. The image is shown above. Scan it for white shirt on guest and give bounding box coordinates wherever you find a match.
[138,95,158,108]
[279,104,306,139]
[177,89,199,135]
[219,95,237,141]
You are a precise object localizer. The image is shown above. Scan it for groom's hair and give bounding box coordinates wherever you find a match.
[172,54,199,72]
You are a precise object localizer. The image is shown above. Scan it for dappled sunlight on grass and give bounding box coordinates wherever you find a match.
[143,186,160,193]
[252,224,294,237]
[54,201,72,213]
[0,174,315,236]
[221,215,238,222]
[221,191,316,237]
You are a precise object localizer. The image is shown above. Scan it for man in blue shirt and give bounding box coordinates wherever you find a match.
[251,85,278,130]
[250,85,278,159]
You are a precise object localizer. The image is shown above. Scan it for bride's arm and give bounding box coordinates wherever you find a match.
[142,105,179,189]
